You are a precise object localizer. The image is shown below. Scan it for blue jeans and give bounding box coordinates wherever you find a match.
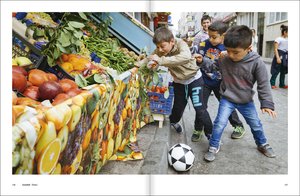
[209,98,267,148]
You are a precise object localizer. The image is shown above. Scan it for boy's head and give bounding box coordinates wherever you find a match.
[201,15,212,32]
[153,27,175,56]
[208,21,228,46]
[224,25,252,62]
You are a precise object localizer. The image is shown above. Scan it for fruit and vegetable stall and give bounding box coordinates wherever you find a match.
[12,12,173,174]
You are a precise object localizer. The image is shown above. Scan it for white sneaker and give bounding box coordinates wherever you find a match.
[204,146,220,162]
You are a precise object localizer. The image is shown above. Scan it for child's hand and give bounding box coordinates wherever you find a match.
[261,108,277,118]
[193,54,203,63]
[219,51,227,58]
[147,60,158,69]
[148,54,160,63]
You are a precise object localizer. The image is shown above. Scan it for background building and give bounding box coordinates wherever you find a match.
[236,12,287,61]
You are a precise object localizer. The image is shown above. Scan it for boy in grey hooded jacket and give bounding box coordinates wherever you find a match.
[204,25,277,162]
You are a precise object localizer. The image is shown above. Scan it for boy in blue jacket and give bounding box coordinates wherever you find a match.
[204,25,277,162]
[192,21,245,142]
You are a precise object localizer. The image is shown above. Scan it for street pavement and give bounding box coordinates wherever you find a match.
[100,62,288,175]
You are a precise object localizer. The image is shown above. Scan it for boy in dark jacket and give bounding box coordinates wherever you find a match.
[192,21,245,142]
[204,25,277,162]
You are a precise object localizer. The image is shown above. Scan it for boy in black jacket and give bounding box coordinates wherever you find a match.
[192,21,245,142]
[204,25,277,162]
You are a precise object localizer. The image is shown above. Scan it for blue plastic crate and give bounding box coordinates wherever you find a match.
[147,87,174,115]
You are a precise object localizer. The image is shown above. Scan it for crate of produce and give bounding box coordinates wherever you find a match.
[37,58,74,80]
[12,31,43,69]
[147,87,174,115]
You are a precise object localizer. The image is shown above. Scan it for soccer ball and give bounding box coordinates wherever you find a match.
[168,143,195,172]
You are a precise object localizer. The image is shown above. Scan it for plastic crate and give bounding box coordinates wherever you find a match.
[12,40,42,68]
[147,87,174,115]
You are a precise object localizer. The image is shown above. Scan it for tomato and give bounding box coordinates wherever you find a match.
[23,86,39,100]
[59,79,78,93]
[12,72,27,93]
[160,86,168,93]
[46,73,58,82]
[66,88,82,97]
[156,86,161,93]
[151,86,156,92]
[52,93,70,106]
[12,66,28,76]
[28,69,48,87]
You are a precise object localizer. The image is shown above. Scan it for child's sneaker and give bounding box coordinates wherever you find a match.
[231,126,245,139]
[204,146,220,162]
[170,123,183,133]
[257,144,276,158]
[191,130,203,142]
[279,85,288,89]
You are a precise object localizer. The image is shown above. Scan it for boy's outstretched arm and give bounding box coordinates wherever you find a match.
[261,108,277,118]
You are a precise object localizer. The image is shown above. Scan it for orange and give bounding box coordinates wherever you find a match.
[67,54,79,59]
[37,138,61,174]
[61,62,73,73]
[68,56,80,66]
[73,58,88,71]
[61,54,69,62]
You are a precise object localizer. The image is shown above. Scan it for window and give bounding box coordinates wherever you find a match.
[281,12,287,20]
[268,12,288,24]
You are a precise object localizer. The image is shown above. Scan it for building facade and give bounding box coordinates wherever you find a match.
[236,12,287,60]
[177,12,288,61]
[178,12,204,38]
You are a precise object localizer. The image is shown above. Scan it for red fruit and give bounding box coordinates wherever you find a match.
[39,81,63,101]
[23,86,39,100]
[28,69,48,87]
[46,73,58,82]
[12,72,27,93]
[59,79,78,93]
[12,66,28,76]
[66,88,82,97]
[52,93,70,106]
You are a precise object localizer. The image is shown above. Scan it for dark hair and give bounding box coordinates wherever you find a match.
[208,21,228,35]
[153,27,174,44]
[224,25,252,49]
[280,24,288,35]
[201,15,211,23]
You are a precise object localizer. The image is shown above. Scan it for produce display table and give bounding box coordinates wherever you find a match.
[12,68,149,174]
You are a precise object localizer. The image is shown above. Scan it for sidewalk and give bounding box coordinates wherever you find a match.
[100,62,288,174]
